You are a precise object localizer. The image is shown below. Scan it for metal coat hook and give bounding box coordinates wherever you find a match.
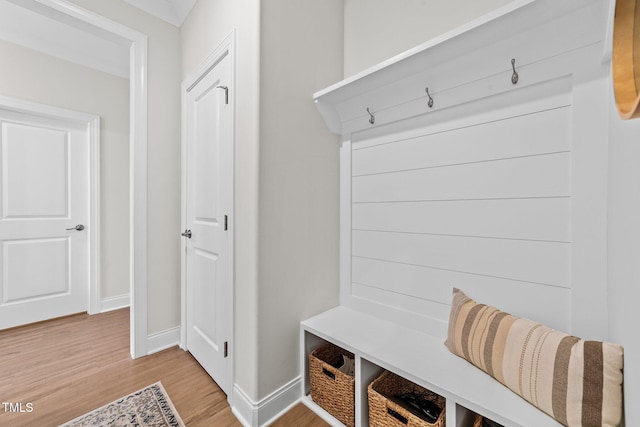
[425,87,434,108]
[366,107,375,125]
[511,58,519,85]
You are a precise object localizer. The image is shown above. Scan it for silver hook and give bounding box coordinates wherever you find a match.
[511,58,519,85]
[425,87,434,108]
[366,107,375,125]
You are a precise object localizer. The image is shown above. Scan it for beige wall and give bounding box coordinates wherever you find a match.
[69,0,182,334]
[0,39,130,302]
[343,0,511,77]
[258,0,342,398]
[181,0,262,400]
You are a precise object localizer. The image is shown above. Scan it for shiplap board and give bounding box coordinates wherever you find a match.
[352,198,570,242]
[351,257,571,331]
[351,282,451,320]
[352,152,570,202]
[351,282,451,321]
[352,106,571,176]
[352,230,570,287]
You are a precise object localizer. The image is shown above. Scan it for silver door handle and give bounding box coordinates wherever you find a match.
[216,85,229,105]
[66,224,85,231]
[181,229,192,238]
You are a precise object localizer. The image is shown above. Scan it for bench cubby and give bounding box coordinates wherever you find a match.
[300,307,561,427]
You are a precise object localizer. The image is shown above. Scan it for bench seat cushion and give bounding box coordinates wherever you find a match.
[445,288,624,427]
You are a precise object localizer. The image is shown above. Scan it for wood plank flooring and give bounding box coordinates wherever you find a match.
[0,308,327,427]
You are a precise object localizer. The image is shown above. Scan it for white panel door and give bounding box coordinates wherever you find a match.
[184,52,232,395]
[0,110,89,329]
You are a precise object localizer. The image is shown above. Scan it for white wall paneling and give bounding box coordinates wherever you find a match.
[352,153,570,201]
[351,256,571,331]
[307,0,614,425]
[350,106,571,175]
[352,198,571,242]
[348,81,574,336]
[344,89,580,338]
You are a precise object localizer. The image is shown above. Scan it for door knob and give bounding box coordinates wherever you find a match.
[181,229,192,238]
[66,224,85,231]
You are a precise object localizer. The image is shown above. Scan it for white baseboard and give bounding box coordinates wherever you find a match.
[100,294,130,313]
[231,387,253,427]
[147,326,181,355]
[232,377,302,427]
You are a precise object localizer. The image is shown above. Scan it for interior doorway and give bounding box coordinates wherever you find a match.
[0,0,149,358]
[181,35,235,395]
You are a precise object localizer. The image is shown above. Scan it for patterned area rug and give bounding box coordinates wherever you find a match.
[60,382,185,427]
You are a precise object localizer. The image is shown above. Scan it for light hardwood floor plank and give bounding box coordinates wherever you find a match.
[0,309,326,427]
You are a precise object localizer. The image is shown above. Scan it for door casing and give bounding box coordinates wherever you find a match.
[180,30,236,397]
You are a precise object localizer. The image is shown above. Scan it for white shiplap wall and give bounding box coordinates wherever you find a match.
[349,78,573,336]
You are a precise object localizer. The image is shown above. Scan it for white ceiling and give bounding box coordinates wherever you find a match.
[123,0,197,27]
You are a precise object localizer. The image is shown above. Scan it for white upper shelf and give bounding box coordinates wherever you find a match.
[314,0,611,136]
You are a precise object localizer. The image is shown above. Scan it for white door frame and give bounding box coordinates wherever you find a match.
[26,0,149,358]
[180,30,236,395]
[0,94,100,315]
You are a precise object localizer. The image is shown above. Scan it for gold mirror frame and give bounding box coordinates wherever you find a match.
[613,0,640,119]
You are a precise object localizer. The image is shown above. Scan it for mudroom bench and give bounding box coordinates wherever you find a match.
[300,306,561,427]
[302,0,613,426]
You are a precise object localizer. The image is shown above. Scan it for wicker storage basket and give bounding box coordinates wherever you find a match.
[368,371,445,427]
[309,343,355,427]
[473,414,483,427]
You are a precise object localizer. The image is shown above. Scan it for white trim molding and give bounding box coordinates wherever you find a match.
[232,377,302,427]
[128,28,149,360]
[87,114,101,315]
[25,0,150,358]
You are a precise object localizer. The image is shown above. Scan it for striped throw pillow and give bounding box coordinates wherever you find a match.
[445,288,624,427]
